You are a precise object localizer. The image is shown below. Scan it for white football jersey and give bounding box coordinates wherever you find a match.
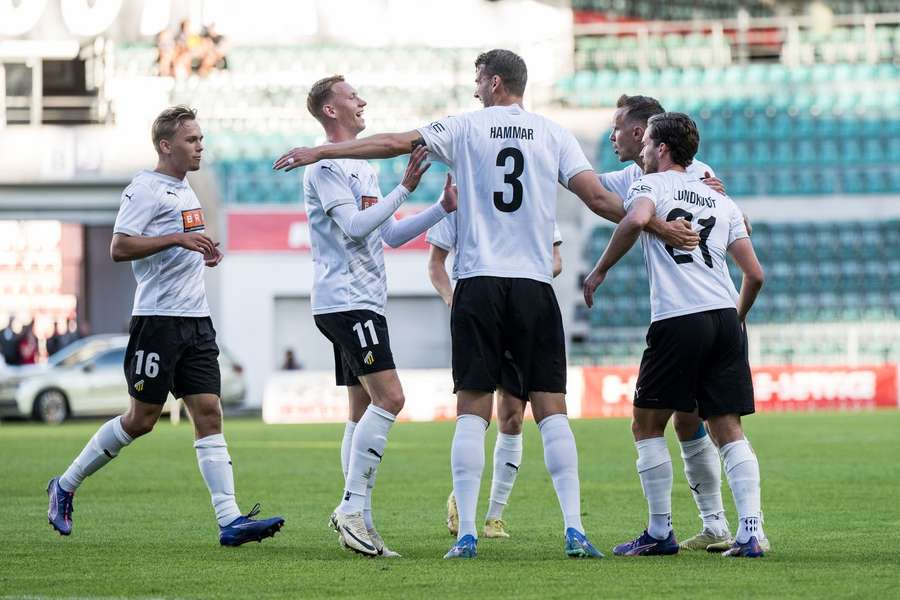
[113,170,210,317]
[599,159,715,201]
[303,158,387,315]
[426,212,562,281]
[418,104,590,283]
[624,170,748,323]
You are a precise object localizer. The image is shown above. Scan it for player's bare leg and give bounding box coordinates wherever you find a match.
[673,410,732,550]
[48,397,158,535]
[706,414,766,558]
[613,407,680,556]
[184,393,283,546]
[332,369,403,556]
[482,387,525,538]
[530,392,602,558]
[444,390,492,558]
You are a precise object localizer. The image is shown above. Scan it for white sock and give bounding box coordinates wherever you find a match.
[451,414,487,540]
[721,439,764,543]
[364,465,377,530]
[338,404,394,514]
[59,416,133,492]
[340,421,357,479]
[635,436,673,540]
[486,432,522,521]
[195,433,242,526]
[680,434,728,536]
[539,414,584,533]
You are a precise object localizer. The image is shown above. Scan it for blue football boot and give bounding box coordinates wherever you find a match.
[47,477,74,536]
[443,534,477,559]
[565,528,604,558]
[722,536,764,558]
[612,529,679,556]
[219,503,284,547]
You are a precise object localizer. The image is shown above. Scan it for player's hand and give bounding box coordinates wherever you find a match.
[701,171,726,195]
[400,145,431,193]
[582,265,607,308]
[659,219,699,251]
[742,212,753,235]
[439,173,457,213]
[173,232,218,256]
[273,146,320,172]
[204,246,224,267]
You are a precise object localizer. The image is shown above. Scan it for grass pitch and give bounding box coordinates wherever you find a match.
[2,411,898,599]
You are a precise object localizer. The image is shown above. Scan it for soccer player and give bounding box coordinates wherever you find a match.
[274,49,699,560]
[428,213,563,539]
[46,106,284,546]
[584,112,767,558]
[301,76,457,557]
[599,94,760,552]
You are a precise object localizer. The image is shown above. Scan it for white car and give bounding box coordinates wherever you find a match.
[0,334,246,424]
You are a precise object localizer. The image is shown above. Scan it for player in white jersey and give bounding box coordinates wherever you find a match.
[600,94,750,551]
[47,106,284,546]
[274,49,701,559]
[301,76,456,557]
[584,112,767,558]
[428,212,563,540]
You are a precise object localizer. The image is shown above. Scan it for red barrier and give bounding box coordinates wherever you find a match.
[581,364,898,418]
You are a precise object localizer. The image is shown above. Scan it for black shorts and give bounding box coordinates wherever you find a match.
[314,310,395,386]
[634,308,754,420]
[124,316,221,405]
[451,276,566,396]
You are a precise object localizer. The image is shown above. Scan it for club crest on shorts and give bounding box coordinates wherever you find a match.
[363,350,375,365]
[134,380,145,392]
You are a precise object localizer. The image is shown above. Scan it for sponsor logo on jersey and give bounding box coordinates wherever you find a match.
[134,379,145,392]
[361,195,378,209]
[430,121,446,133]
[363,350,375,365]
[181,208,206,232]
[628,183,653,200]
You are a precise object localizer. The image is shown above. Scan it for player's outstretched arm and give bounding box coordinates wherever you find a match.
[274,130,424,172]
[381,173,455,248]
[329,147,431,241]
[110,232,218,262]
[427,244,454,307]
[582,197,654,308]
[727,238,765,322]
[570,171,699,250]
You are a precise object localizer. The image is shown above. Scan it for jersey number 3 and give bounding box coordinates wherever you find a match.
[665,208,717,268]
[493,148,524,213]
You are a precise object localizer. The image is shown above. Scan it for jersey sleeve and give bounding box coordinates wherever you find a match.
[557,130,593,187]
[727,204,749,246]
[624,176,661,211]
[599,165,639,200]
[417,116,462,167]
[426,212,456,251]
[308,161,356,213]
[113,183,158,236]
[552,224,563,246]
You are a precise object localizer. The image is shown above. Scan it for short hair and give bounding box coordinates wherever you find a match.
[646,112,699,167]
[307,75,345,122]
[616,94,665,126]
[152,105,197,151]
[475,49,527,96]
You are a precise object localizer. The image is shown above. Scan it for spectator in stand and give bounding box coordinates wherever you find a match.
[46,321,69,356]
[172,19,202,79]
[156,30,176,77]
[1,316,20,366]
[281,348,301,371]
[198,23,228,76]
[18,321,38,365]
